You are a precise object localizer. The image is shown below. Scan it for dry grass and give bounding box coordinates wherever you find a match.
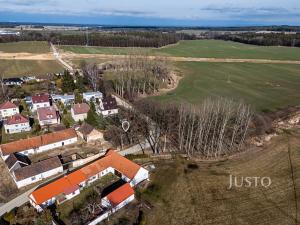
[142,130,300,225]
[0,159,19,202]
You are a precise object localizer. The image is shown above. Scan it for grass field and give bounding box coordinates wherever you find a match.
[142,130,300,225]
[0,41,50,53]
[60,40,300,60]
[0,60,63,77]
[153,62,300,111]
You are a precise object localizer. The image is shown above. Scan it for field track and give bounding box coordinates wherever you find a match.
[2,52,300,65]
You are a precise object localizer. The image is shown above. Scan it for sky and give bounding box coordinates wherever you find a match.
[0,0,299,26]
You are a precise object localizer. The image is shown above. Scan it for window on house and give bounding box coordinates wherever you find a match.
[31,177,36,181]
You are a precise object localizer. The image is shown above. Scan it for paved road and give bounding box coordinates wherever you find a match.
[0,187,36,217]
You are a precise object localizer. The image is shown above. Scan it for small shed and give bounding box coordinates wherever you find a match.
[77,123,104,143]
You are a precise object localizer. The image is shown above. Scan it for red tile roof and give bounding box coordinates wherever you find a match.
[0,128,77,156]
[0,101,18,110]
[37,107,57,121]
[106,183,134,206]
[32,94,49,104]
[72,103,90,115]
[5,114,29,125]
[30,150,142,205]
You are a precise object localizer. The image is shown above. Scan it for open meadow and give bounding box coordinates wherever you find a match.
[153,62,300,112]
[0,60,63,77]
[60,40,300,61]
[141,130,300,225]
[0,41,50,53]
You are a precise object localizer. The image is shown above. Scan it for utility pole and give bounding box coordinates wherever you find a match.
[86,27,89,46]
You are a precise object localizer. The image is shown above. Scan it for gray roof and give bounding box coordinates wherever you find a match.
[13,156,62,181]
[5,153,30,170]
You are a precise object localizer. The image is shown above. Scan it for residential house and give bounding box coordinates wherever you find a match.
[29,150,149,212]
[4,153,30,172]
[71,103,90,122]
[11,156,63,188]
[99,97,118,117]
[0,128,78,160]
[37,106,59,126]
[83,92,103,102]
[0,101,19,119]
[89,183,135,225]
[4,114,31,134]
[51,94,75,105]
[31,94,50,111]
[3,78,23,86]
[77,123,104,143]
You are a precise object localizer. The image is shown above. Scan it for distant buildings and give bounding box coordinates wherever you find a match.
[4,114,31,134]
[0,128,78,160]
[99,97,118,116]
[37,106,59,126]
[3,78,23,86]
[51,94,75,105]
[71,103,90,122]
[0,101,19,119]
[83,91,103,102]
[31,94,50,111]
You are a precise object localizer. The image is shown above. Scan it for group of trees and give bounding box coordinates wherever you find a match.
[0,30,194,47]
[108,98,252,159]
[215,32,300,47]
[105,55,171,100]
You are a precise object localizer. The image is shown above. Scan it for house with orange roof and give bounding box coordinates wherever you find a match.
[0,128,77,160]
[0,101,19,119]
[4,114,31,134]
[29,150,148,213]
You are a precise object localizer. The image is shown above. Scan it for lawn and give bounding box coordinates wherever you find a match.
[153,62,300,112]
[0,41,50,53]
[60,40,300,61]
[0,60,63,77]
[142,130,300,225]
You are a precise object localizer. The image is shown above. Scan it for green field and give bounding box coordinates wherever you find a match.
[154,62,300,111]
[61,40,300,60]
[0,60,63,77]
[0,41,50,53]
[142,131,300,225]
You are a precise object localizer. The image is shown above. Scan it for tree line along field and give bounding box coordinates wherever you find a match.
[0,41,50,53]
[60,40,300,61]
[141,130,300,225]
[0,60,63,77]
[153,62,300,112]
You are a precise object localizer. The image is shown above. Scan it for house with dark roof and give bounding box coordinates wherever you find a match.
[31,94,50,111]
[0,128,78,160]
[0,101,19,119]
[5,153,30,172]
[29,150,149,212]
[11,156,63,188]
[37,106,59,126]
[4,114,31,134]
[71,103,90,122]
[3,78,23,86]
[77,123,104,143]
[99,96,118,117]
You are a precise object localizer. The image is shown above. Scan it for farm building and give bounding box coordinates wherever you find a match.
[29,149,148,212]
[4,114,31,134]
[0,101,19,119]
[11,156,63,188]
[37,106,60,126]
[0,128,78,160]
[71,103,90,122]
[77,123,104,143]
[31,94,50,111]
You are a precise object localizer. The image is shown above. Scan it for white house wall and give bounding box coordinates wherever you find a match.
[38,137,77,153]
[4,122,31,134]
[130,167,149,186]
[0,107,19,118]
[13,166,63,188]
[39,118,58,126]
[32,102,50,111]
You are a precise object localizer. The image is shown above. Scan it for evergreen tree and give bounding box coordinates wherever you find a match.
[75,71,86,92]
[62,70,75,93]
[74,89,83,103]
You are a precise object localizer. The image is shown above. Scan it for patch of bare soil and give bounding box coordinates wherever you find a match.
[0,159,19,202]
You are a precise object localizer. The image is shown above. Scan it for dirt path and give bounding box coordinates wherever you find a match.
[1,52,300,65]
